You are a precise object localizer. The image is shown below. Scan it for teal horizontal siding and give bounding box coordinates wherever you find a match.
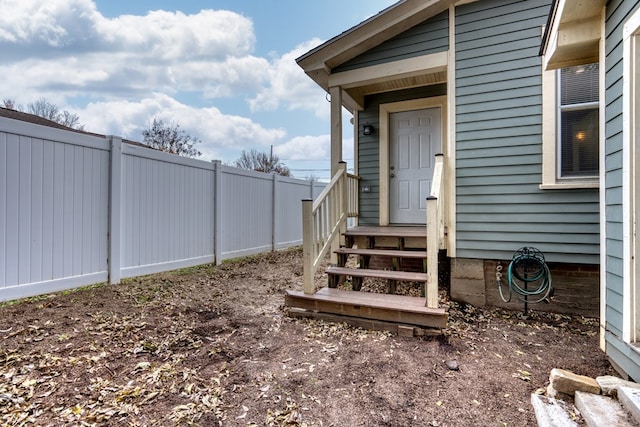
[604,0,640,379]
[454,0,599,264]
[334,11,449,73]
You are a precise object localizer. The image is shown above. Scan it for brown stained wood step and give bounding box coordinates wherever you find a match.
[326,266,427,282]
[344,225,426,238]
[285,287,447,329]
[335,247,427,259]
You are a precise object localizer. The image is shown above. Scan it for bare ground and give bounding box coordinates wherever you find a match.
[0,248,614,426]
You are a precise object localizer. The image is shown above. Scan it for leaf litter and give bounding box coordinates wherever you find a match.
[0,248,615,426]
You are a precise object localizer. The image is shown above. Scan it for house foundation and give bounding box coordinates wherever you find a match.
[450,258,600,318]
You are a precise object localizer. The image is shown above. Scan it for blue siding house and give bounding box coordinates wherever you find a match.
[542,0,640,380]
[293,0,629,350]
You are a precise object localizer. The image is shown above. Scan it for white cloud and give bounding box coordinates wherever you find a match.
[78,94,286,162]
[249,39,330,118]
[0,1,340,165]
[275,135,329,160]
[275,134,354,163]
[0,0,268,100]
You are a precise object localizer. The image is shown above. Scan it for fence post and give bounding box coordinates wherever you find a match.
[272,173,278,251]
[108,136,122,285]
[213,160,223,265]
[302,199,314,294]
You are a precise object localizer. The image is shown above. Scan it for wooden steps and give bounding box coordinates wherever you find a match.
[331,226,428,292]
[285,288,447,329]
[334,247,427,259]
[326,266,427,283]
[284,225,446,335]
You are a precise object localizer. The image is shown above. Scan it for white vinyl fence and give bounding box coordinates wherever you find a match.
[0,116,324,301]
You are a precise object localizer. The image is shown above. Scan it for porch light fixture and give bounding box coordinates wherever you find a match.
[362,124,374,135]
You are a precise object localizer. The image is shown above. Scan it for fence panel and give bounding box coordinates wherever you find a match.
[275,177,316,249]
[219,166,274,261]
[0,116,326,301]
[0,118,110,300]
[120,145,215,277]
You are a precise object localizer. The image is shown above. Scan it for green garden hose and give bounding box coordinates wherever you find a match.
[498,247,553,304]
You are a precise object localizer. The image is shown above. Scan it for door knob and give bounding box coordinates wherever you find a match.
[390,166,395,170]
[390,173,395,178]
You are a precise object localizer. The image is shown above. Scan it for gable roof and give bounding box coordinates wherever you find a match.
[296,0,453,97]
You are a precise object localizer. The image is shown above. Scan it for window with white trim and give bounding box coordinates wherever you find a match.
[541,63,600,189]
[558,63,599,178]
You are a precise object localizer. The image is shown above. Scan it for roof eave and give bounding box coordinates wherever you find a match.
[296,0,453,94]
[540,0,605,70]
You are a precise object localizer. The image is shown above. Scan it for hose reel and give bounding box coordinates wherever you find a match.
[497,247,553,314]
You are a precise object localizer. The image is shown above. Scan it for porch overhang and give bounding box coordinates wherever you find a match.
[540,0,604,70]
[296,0,454,111]
[329,51,448,110]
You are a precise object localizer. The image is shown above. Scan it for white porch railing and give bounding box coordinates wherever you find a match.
[347,173,360,218]
[302,162,349,294]
[426,153,445,308]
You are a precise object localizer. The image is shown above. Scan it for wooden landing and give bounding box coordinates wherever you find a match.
[285,287,447,329]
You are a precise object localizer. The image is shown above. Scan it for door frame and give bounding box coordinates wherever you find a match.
[379,96,448,226]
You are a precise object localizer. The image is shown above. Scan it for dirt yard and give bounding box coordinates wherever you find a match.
[0,248,615,426]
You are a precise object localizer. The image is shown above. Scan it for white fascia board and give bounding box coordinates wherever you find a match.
[328,51,448,89]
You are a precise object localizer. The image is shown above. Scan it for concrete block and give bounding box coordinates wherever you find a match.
[397,325,414,337]
[618,386,640,424]
[451,258,484,279]
[451,278,485,294]
[531,394,579,427]
[575,391,636,427]
[550,368,601,396]
[451,281,486,306]
[596,375,640,397]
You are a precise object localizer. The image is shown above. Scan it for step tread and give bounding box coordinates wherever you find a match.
[326,266,427,282]
[335,248,427,258]
[618,386,640,424]
[530,394,579,427]
[344,225,426,238]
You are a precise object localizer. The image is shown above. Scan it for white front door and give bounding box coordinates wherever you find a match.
[389,108,441,224]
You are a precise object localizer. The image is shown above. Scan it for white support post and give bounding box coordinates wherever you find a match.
[302,199,314,294]
[108,136,122,285]
[339,161,348,244]
[330,86,343,176]
[213,160,223,265]
[426,196,439,308]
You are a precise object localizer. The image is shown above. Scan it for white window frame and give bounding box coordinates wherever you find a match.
[541,66,600,189]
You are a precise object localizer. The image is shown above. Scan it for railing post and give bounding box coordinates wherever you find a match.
[331,162,347,264]
[302,199,314,294]
[426,196,439,308]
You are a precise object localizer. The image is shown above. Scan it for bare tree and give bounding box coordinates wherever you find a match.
[235,148,291,177]
[2,98,19,110]
[142,118,202,158]
[4,97,84,130]
[26,98,60,122]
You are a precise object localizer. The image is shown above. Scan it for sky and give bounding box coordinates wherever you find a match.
[0,0,396,180]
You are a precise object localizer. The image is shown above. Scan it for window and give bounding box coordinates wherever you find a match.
[541,62,600,189]
[558,64,599,178]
